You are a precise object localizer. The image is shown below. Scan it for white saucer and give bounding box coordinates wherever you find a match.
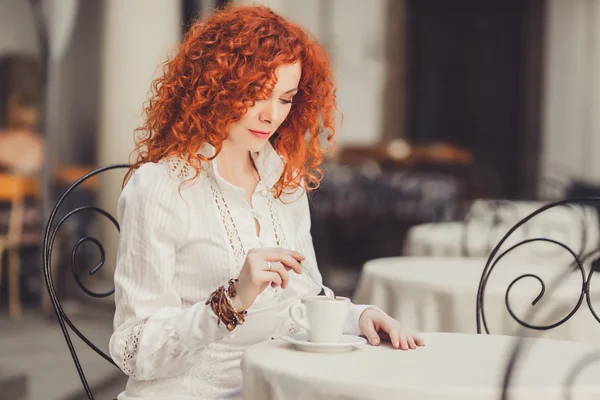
[281,333,367,353]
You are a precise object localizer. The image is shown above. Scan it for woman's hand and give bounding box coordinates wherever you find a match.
[359,308,425,350]
[231,248,304,311]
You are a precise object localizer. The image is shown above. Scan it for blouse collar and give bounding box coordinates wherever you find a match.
[200,141,285,191]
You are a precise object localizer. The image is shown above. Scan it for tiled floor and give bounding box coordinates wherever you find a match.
[0,302,126,400]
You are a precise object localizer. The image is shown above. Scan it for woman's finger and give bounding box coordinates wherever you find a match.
[414,335,425,347]
[266,261,289,288]
[406,334,416,350]
[398,330,408,350]
[278,254,303,274]
[264,248,305,274]
[360,318,381,346]
[269,272,283,288]
[277,248,306,263]
[382,320,400,349]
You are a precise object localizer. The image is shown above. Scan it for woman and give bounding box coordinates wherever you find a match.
[109,5,423,399]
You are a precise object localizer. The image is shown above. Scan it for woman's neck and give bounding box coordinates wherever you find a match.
[216,142,258,184]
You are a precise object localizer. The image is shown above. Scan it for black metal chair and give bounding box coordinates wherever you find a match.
[475,197,600,335]
[43,164,129,400]
[473,197,600,399]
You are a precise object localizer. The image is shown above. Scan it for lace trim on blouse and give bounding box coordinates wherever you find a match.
[121,319,147,378]
[268,192,289,249]
[209,178,247,269]
[162,157,197,181]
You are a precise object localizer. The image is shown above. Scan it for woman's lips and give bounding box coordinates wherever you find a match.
[249,129,270,139]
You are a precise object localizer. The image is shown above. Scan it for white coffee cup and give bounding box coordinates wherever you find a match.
[289,296,350,343]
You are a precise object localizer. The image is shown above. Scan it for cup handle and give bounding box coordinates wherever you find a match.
[289,303,310,331]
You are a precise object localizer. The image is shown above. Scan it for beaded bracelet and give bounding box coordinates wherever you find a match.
[206,279,247,331]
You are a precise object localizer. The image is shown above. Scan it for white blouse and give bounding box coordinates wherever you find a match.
[109,143,373,399]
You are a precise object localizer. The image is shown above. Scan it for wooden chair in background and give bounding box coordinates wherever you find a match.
[0,173,39,319]
[0,165,98,319]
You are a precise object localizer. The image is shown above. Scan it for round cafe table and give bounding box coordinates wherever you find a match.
[352,257,600,344]
[241,332,600,400]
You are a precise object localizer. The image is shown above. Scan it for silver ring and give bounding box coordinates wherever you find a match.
[267,261,272,272]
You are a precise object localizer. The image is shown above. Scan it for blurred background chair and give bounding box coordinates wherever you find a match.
[0,83,44,320]
[0,173,39,319]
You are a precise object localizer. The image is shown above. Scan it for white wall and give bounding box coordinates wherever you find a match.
[235,0,388,145]
[541,0,600,184]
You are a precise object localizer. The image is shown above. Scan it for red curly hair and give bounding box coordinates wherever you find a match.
[128,4,339,197]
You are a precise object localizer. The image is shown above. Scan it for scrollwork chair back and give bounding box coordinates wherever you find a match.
[42,164,130,400]
[473,197,600,399]
[476,197,600,335]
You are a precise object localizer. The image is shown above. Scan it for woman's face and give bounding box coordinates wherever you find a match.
[225,62,302,154]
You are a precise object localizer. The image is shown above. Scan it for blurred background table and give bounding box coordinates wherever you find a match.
[403,200,600,257]
[353,257,600,344]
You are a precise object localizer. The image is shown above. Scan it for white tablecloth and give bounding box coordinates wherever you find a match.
[353,257,600,344]
[242,332,600,400]
[404,200,599,258]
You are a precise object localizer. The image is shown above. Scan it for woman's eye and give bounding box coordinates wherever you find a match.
[280,99,293,105]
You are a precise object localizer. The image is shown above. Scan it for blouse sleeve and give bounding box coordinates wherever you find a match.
[109,163,230,381]
[280,187,375,336]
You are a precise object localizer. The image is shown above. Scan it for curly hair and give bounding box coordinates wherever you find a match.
[127,4,339,197]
